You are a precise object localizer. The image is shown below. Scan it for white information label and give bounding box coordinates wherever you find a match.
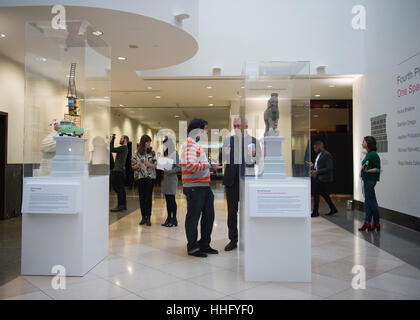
[249,182,309,218]
[22,181,80,214]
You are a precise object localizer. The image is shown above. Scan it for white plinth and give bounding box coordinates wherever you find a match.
[240,176,311,282]
[263,136,286,179]
[51,136,88,177]
[21,176,109,276]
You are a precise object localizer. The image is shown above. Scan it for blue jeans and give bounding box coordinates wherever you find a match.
[363,180,379,223]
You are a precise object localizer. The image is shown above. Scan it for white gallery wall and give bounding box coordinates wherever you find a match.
[0,55,25,164]
[110,109,158,158]
[353,0,420,217]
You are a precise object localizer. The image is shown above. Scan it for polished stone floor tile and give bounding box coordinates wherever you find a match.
[0,276,39,299]
[189,269,263,295]
[230,283,324,300]
[23,272,100,290]
[366,273,420,298]
[327,287,418,300]
[137,280,225,300]
[43,278,131,300]
[4,291,52,300]
[155,260,224,280]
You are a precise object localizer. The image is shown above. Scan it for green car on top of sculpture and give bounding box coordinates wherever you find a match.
[58,120,84,137]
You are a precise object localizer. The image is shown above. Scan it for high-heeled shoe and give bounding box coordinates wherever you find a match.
[358,222,371,231]
[371,223,380,232]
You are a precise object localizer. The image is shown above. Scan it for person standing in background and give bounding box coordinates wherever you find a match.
[310,140,338,217]
[359,136,381,232]
[181,118,223,257]
[125,139,135,189]
[160,136,181,227]
[110,134,129,212]
[219,116,261,251]
[132,135,157,226]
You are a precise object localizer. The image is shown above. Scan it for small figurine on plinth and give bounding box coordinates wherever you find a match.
[264,93,279,136]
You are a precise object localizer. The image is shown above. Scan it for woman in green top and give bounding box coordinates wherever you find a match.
[359,136,381,232]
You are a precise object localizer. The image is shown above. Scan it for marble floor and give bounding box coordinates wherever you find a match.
[1,184,420,300]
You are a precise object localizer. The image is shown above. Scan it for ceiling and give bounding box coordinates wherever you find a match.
[0,5,198,93]
[0,5,356,132]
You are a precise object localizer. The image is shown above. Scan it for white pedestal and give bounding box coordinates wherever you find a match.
[21,137,108,276]
[240,176,311,282]
[263,136,286,179]
[21,176,109,276]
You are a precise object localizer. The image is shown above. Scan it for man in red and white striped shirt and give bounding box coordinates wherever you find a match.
[181,118,223,257]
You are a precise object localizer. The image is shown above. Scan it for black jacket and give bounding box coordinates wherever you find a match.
[314,150,333,182]
[219,135,260,187]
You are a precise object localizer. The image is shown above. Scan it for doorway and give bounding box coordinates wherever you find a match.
[0,111,7,220]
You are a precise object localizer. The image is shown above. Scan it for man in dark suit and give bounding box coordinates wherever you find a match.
[219,117,261,251]
[310,140,338,217]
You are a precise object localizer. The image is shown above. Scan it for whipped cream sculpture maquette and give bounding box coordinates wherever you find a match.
[264,93,279,136]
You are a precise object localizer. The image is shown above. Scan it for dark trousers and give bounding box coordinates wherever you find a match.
[226,183,240,242]
[185,187,215,253]
[363,180,380,223]
[312,178,336,213]
[137,178,154,217]
[165,194,177,219]
[112,171,126,208]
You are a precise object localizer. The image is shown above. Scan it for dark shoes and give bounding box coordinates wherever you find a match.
[224,241,238,252]
[188,250,208,258]
[326,208,338,216]
[161,218,178,227]
[161,218,171,227]
[311,212,319,218]
[200,247,219,254]
[111,206,126,212]
[139,216,151,226]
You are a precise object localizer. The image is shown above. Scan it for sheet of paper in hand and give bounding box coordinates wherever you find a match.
[157,157,174,171]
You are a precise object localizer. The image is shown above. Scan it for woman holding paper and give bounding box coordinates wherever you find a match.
[160,137,180,227]
[132,135,157,226]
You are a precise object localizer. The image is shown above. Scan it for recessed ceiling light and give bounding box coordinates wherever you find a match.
[104,96,109,99]
[267,85,272,88]
[0,33,6,38]
[92,30,103,36]
[91,87,95,90]
[208,96,213,98]
[147,86,153,90]
[117,56,127,61]
[36,57,47,62]
[328,85,335,88]
[119,104,124,107]
[174,115,180,118]
[315,94,321,97]
[155,96,161,99]
[313,115,319,117]
[206,86,212,89]
[209,103,214,106]
[241,86,245,89]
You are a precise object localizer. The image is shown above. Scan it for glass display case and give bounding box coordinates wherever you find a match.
[23,20,111,178]
[21,21,111,276]
[240,61,311,282]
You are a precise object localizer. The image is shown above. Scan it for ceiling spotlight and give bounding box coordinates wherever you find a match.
[0,33,6,38]
[155,96,161,99]
[241,86,245,89]
[119,104,124,107]
[315,94,321,97]
[209,103,214,106]
[174,115,180,118]
[117,56,127,61]
[267,85,272,88]
[174,13,190,22]
[147,86,153,90]
[208,96,213,98]
[92,30,103,36]
[36,57,47,62]
[329,85,335,88]
[104,96,109,99]
[313,115,319,117]
[206,86,212,89]
[128,44,139,49]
